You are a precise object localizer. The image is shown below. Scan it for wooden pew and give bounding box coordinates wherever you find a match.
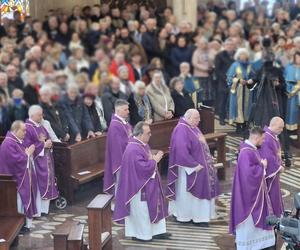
[0,175,25,249]
[87,194,113,250]
[52,220,85,250]
[51,107,225,203]
[53,136,107,203]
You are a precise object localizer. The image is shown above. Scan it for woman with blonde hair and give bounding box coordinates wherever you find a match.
[146,70,174,121]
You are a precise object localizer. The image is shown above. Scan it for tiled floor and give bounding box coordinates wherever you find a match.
[12,123,297,250]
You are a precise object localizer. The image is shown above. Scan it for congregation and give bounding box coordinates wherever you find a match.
[1,0,300,249]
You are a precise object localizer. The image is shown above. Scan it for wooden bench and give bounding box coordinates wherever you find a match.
[149,119,227,180]
[53,136,107,203]
[0,175,25,250]
[52,220,85,250]
[50,107,226,203]
[87,194,113,250]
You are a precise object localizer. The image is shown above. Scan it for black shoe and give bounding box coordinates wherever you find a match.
[19,226,30,234]
[131,237,152,242]
[153,232,172,239]
[193,222,209,227]
[41,213,48,216]
[219,119,225,126]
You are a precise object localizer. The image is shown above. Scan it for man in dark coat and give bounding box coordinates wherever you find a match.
[141,18,162,62]
[7,65,24,95]
[39,85,70,142]
[59,84,94,143]
[214,38,236,125]
[102,77,127,125]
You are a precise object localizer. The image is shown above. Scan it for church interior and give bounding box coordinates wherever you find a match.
[1,0,300,250]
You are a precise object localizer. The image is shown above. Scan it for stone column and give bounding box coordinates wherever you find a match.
[172,0,198,29]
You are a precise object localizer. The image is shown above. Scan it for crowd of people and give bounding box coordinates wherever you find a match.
[0,0,299,249]
[1,1,300,144]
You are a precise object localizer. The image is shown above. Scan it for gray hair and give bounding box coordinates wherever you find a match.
[114,99,129,109]
[134,80,146,92]
[184,109,198,120]
[118,65,128,74]
[67,83,79,92]
[234,48,249,61]
[10,120,24,133]
[170,77,183,90]
[28,105,43,118]
[132,121,149,137]
[39,85,53,95]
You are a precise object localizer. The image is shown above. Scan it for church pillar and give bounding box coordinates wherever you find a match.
[171,0,198,29]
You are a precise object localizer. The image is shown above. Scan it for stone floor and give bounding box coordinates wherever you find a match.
[12,122,298,250]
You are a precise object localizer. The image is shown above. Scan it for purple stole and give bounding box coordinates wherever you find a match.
[259,126,284,217]
[230,142,273,234]
[0,132,38,218]
[113,137,168,224]
[24,119,58,200]
[167,118,220,201]
[103,114,132,195]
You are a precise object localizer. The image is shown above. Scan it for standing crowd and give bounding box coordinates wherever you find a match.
[0,0,299,249]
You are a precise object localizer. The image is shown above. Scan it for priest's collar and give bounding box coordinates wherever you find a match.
[29,118,41,127]
[245,139,257,149]
[266,126,278,139]
[11,132,23,144]
[133,136,146,146]
[114,114,127,125]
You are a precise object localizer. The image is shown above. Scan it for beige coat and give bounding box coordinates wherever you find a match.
[192,48,214,77]
[146,83,175,122]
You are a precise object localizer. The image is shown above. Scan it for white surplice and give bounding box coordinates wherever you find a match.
[169,166,216,223]
[236,216,275,250]
[125,190,166,240]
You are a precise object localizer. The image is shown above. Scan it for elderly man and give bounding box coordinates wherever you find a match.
[167,109,220,227]
[40,85,70,142]
[23,105,59,216]
[60,83,94,142]
[114,121,170,241]
[102,77,127,125]
[230,127,275,250]
[259,117,285,217]
[0,121,38,231]
[104,99,132,196]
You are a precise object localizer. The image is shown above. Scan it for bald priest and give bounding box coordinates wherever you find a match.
[167,109,220,227]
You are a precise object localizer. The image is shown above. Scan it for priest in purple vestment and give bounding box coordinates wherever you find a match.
[0,121,38,231]
[167,109,220,227]
[23,105,59,216]
[113,121,170,241]
[104,99,132,196]
[230,127,275,250]
[259,117,284,217]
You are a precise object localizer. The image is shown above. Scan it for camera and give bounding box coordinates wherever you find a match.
[262,37,272,48]
[266,193,300,250]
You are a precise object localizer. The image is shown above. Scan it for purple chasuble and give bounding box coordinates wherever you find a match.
[230,141,273,234]
[167,118,220,200]
[23,119,58,200]
[103,114,132,195]
[0,132,38,218]
[258,126,284,217]
[113,137,168,224]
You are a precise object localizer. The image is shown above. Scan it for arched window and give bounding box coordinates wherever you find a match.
[0,0,30,20]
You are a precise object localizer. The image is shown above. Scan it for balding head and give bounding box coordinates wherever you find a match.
[184,109,200,128]
[10,120,26,140]
[269,116,284,135]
